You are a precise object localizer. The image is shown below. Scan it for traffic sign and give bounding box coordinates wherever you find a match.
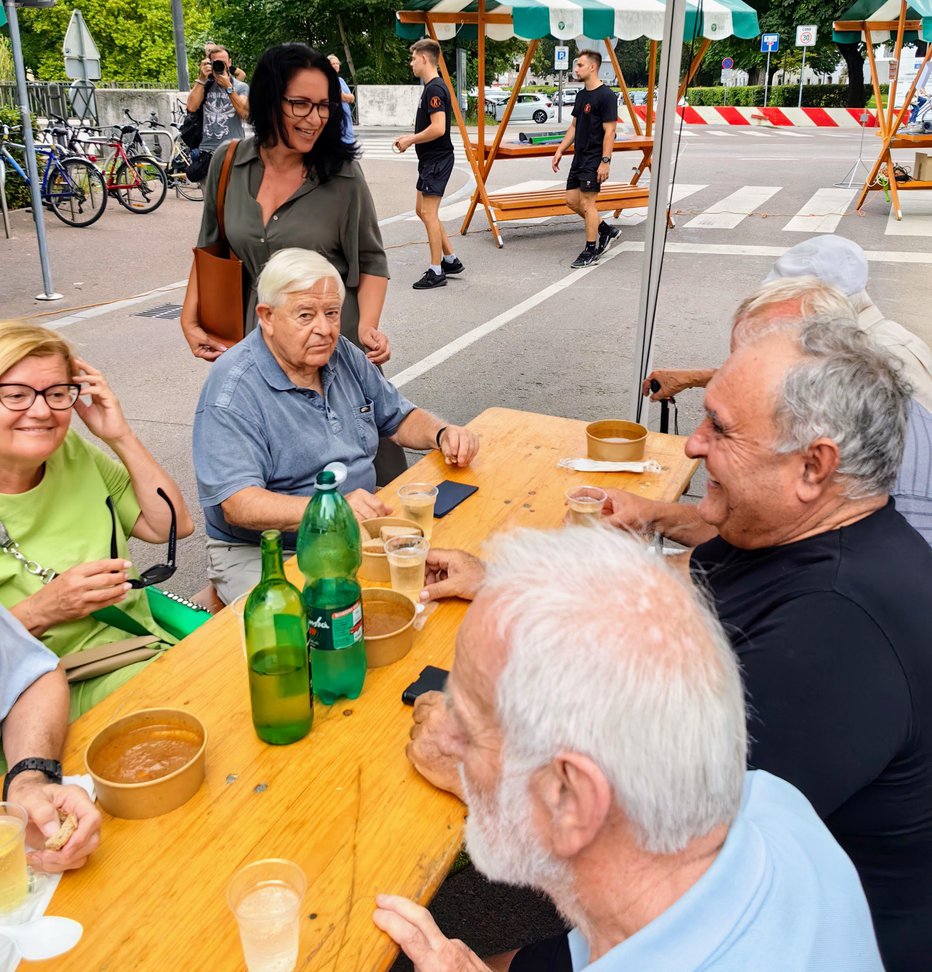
[554,46,570,72]
[796,25,817,47]
[63,9,101,81]
[722,57,734,70]
[761,33,780,53]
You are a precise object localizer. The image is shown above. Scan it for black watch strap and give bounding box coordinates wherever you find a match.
[3,758,63,800]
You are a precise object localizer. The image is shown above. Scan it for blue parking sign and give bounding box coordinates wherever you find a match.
[761,33,780,53]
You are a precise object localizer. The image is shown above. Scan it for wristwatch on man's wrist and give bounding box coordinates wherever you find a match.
[3,758,63,800]
[601,155,611,164]
[225,85,235,95]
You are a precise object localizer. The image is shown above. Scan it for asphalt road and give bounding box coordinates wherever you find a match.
[2,122,930,961]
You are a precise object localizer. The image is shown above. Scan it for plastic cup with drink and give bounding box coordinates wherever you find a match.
[0,803,29,919]
[396,484,438,541]
[384,535,429,605]
[565,486,607,526]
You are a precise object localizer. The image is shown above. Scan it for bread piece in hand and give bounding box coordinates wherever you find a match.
[45,812,78,851]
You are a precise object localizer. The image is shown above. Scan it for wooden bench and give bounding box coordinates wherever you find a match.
[192,583,225,614]
[487,182,650,222]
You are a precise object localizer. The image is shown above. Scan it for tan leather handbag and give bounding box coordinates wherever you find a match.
[192,140,245,346]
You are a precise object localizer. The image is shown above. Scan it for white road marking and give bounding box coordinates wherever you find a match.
[782,187,857,232]
[741,130,773,138]
[617,184,708,225]
[776,130,814,138]
[884,191,932,235]
[684,185,781,229]
[704,130,737,137]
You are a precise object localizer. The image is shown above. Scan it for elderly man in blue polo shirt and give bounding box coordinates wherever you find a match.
[193,248,479,603]
[373,529,883,971]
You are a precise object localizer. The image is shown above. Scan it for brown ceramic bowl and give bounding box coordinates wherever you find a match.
[362,588,416,668]
[586,420,648,461]
[359,517,424,583]
[85,708,207,819]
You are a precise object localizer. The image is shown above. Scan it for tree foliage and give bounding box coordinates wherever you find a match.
[13,0,215,84]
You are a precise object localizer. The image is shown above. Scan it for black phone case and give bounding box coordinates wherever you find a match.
[434,481,479,518]
[402,665,449,705]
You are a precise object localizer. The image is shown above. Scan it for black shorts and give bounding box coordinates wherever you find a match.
[416,153,455,196]
[566,157,601,192]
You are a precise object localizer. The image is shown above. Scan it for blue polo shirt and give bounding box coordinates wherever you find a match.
[193,329,415,545]
[0,604,59,724]
[568,771,883,971]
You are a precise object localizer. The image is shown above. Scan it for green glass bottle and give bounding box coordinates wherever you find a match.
[243,530,312,744]
[297,470,366,705]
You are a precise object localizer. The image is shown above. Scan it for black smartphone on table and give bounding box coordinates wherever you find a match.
[402,666,449,705]
[434,480,478,518]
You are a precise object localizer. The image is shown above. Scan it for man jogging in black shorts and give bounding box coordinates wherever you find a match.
[394,39,464,290]
[552,49,620,268]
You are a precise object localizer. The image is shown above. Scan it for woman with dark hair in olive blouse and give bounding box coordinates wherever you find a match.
[181,43,406,481]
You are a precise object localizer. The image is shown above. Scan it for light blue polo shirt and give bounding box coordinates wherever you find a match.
[193,329,415,546]
[0,604,59,724]
[569,771,883,971]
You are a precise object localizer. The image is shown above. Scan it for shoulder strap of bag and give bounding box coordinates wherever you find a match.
[216,139,239,245]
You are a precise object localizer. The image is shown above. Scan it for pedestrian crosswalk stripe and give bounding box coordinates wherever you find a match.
[783,187,857,233]
[684,185,782,229]
[705,130,737,137]
[617,184,708,225]
[777,130,814,138]
[884,191,932,236]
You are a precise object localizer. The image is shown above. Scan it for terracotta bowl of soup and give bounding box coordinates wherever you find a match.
[585,420,648,461]
[359,517,424,584]
[362,588,417,668]
[85,708,207,819]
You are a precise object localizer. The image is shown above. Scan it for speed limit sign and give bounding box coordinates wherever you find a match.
[795,25,817,47]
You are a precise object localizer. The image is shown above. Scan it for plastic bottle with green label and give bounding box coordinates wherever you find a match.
[297,470,366,704]
[243,530,312,744]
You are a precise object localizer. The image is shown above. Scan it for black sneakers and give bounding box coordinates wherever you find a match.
[413,268,447,290]
[597,222,621,254]
[571,249,600,269]
[442,256,465,275]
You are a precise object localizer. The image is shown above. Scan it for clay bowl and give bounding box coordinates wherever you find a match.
[85,708,207,819]
[585,420,648,461]
[359,517,423,584]
[362,588,416,668]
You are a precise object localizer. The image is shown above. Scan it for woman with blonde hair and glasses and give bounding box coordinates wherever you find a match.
[0,321,194,718]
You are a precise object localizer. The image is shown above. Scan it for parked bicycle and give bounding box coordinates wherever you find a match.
[46,116,168,215]
[122,108,204,203]
[0,123,107,227]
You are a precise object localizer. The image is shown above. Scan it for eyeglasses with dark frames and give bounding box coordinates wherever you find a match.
[0,383,81,412]
[281,97,339,120]
[107,489,177,589]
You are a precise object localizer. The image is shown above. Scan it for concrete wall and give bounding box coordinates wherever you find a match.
[357,85,421,127]
[94,88,186,128]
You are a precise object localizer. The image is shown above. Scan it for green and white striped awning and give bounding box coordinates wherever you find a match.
[833,1,932,43]
[396,0,760,43]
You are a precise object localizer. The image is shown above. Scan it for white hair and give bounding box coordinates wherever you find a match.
[256,248,345,308]
[771,318,909,498]
[731,276,856,350]
[481,527,747,856]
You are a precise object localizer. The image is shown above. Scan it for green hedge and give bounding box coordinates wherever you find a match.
[0,105,35,209]
[685,84,870,109]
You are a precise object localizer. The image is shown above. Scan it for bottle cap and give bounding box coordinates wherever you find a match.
[316,470,338,490]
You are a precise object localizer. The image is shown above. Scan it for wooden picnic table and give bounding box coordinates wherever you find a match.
[44,407,698,971]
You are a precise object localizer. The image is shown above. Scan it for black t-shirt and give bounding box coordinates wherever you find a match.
[692,500,932,972]
[570,84,617,167]
[415,76,453,161]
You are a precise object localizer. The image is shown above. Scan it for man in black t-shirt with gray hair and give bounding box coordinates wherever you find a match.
[552,49,620,268]
[395,39,464,290]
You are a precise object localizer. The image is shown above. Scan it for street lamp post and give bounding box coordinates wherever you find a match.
[170,0,189,92]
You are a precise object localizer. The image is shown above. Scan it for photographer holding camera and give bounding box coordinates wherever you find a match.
[184,45,249,182]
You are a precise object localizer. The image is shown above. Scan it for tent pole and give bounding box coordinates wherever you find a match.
[885,1,908,134]
[605,38,642,136]
[863,27,886,138]
[646,41,657,137]
[478,0,486,168]
[677,37,710,102]
[630,0,688,424]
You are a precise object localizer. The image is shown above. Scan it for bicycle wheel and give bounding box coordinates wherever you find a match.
[46,157,107,227]
[169,148,204,202]
[113,154,168,213]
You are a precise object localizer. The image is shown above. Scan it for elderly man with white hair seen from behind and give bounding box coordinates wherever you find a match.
[192,248,479,603]
[373,529,883,972]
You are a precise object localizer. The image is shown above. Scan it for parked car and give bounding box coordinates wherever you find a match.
[555,87,581,107]
[493,92,555,124]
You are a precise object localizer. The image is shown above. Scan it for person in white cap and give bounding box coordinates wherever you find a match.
[644,235,932,412]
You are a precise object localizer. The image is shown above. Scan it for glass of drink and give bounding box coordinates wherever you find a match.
[565,486,608,526]
[384,535,429,605]
[228,859,307,972]
[0,803,29,918]
[397,483,438,541]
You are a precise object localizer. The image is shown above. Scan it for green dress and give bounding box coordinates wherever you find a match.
[196,137,407,483]
[0,431,174,719]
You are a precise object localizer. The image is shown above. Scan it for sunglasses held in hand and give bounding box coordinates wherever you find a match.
[107,489,177,589]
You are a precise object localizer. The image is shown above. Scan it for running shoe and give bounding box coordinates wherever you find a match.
[597,223,621,254]
[571,249,600,269]
[442,256,465,275]
[413,268,448,289]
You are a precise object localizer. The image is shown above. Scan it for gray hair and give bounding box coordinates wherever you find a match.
[731,276,855,350]
[482,527,747,856]
[772,318,909,497]
[256,248,345,308]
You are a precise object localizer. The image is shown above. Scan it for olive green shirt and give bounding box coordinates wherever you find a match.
[196,138,389,344]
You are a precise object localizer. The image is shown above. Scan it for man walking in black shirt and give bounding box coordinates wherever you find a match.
[552,50,620,268]
[395,39,464,290]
